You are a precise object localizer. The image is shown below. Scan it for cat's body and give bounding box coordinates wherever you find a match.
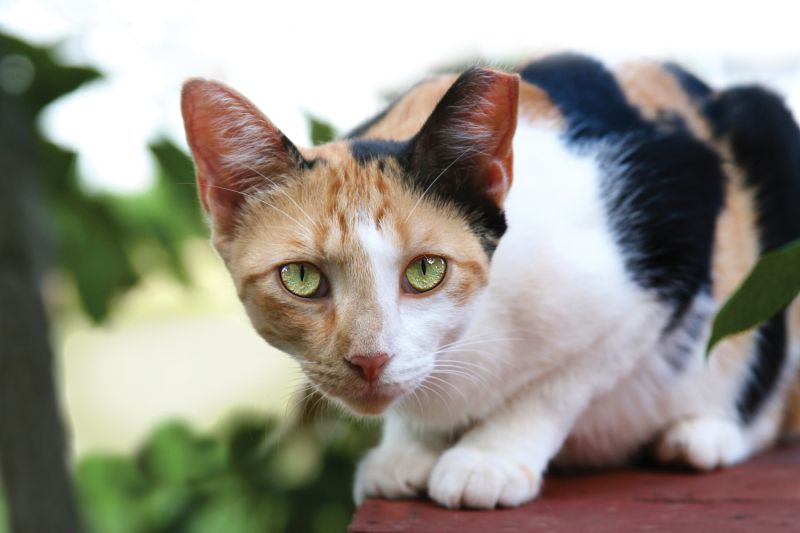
[181,54,800,509]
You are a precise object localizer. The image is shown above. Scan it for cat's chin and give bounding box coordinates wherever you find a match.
[343,394,396,416]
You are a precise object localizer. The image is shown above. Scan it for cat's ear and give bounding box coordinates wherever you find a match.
[408,68,519,206]
[181,79,306,234]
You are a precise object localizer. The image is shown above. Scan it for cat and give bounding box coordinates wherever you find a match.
[180,53,800,509]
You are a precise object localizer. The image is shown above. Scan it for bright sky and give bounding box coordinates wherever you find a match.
[1,0,799,193]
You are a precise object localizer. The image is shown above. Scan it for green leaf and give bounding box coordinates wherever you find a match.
[306,114,336,146]
[139,422,227,485]
[708,239,800,353]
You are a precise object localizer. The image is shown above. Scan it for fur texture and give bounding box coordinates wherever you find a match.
[181,54,800,509]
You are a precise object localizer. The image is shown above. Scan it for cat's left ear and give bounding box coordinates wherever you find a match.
[408,68,519,206]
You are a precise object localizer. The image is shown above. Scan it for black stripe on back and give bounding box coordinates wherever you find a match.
[518,53,642,141]
[705,86,800,422]
[737,313,788,424]
[349,139,408,164]
[597,130,725,322]
[518,54,725,326]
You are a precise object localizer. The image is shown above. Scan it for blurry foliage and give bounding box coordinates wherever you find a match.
[307,114,337,146]
[46,139,206,322]
[2,30,377,532]
[75,417,378,533]
[708,238,800,352]
[1,31,206,323]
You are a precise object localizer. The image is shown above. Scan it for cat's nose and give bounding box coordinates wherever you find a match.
[346,353,391,383]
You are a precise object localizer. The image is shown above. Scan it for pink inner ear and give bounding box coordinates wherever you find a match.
[485,157,513,205]
[463,71,519,204]
[181,79,297,233]
[413,68,520,206]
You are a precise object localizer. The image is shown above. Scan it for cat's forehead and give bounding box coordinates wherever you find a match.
[234,141,478,270]
[298,141,420,227]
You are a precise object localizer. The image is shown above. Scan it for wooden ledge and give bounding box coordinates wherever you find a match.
[350,441,800,532]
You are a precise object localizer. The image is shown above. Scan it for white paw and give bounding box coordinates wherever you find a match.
[353,443,439,505]
[656,417,749,471]
[428,447,541,509]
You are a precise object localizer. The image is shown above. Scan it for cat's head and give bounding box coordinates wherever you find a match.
[181,68,519,415]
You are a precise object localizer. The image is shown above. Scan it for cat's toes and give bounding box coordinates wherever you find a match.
[428,447,541,509]
[353,444,439,504]
[656,417,749,471]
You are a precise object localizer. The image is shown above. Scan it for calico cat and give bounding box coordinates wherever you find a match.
[180,53,800,509]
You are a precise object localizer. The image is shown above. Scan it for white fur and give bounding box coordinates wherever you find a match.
[353,119,795,509]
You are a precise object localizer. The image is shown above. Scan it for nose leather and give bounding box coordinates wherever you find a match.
[347,353,391,383]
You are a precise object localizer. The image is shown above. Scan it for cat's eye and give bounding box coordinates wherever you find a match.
[280,262,325,298]
[404,255,447,293]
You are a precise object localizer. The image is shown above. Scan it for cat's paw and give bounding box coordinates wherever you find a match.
[353,443,439,505]
[428,447,542,509]
[655,416,749,471]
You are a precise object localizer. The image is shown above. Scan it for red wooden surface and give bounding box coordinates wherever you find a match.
[349,441,800,532]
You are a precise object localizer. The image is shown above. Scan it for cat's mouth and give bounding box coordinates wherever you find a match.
[316,382,409,415]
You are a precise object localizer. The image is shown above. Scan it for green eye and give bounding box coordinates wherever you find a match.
[280,262,323,297]
[404,256,446,293]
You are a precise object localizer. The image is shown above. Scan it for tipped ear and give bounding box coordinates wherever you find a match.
[409,68,519,205]
[181,79,306,234]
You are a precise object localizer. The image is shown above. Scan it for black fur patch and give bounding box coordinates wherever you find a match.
[349,139,408,164]
[737,313,788,424]
[397,151,508,257]
[705,86,800,423]
[598,129,725,320]
[280,133,315,170]
[345,137,506,256]
[518,53,641,141]
[520,54,725,324]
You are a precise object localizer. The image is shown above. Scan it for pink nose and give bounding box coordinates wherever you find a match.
[347,353,391,383]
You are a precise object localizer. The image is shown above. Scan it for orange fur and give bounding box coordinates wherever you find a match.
[356,73,563,144]
[215,148,489,406]
[616,61,711,141]
[518,82,565,127]
[359,76,459,140]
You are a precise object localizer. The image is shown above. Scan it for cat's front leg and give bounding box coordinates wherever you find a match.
[428,380,579,509]
[354,413,444,504]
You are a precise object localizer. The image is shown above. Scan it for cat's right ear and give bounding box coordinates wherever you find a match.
[408,68,519,207]
[181,79,305,234]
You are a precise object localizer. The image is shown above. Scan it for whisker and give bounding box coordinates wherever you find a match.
[235,160,321,230]
[206,184,311,235]
[404,149,471,223]
[425,374,469,403]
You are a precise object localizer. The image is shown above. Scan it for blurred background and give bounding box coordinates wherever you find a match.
[0,1,799,531]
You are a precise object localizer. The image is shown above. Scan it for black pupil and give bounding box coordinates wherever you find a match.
[420,258,427,276]
[300,264,305,281]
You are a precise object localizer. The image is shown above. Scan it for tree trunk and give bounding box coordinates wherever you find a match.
[0,93,82,532]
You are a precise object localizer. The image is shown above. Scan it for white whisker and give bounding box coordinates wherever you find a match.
[404,149,471,223]
[236,160,321,230]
